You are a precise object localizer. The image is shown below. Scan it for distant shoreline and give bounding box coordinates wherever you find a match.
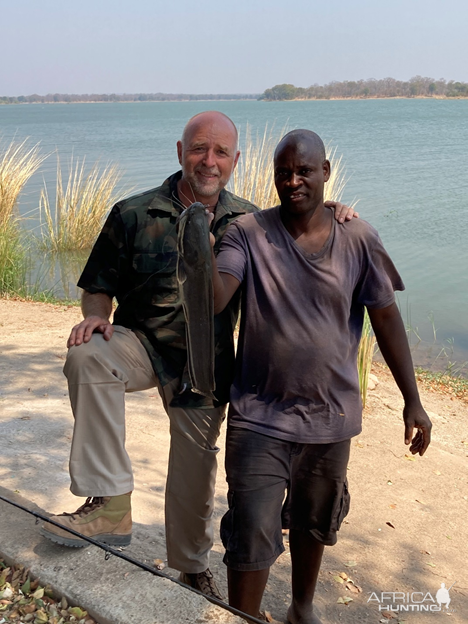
[2,95,468,106]
[4,76,468,105]
[0,96,260,106]
[0,99,258,105]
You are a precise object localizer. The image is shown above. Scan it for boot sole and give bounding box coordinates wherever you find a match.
[40,526,132,548]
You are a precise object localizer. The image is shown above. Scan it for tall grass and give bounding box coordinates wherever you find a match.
[358,310,376,407]
[230,124,280,208]
[324,147,348,203]
[39,157,128,252]
[0,138,46,228]
[0,223,27,295]
[0,139,46,296]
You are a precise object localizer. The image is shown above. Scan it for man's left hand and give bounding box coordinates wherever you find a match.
[403,404,432,456]
[325,201,359,224]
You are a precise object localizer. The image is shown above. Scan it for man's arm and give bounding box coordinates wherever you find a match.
[209,228,241,314]
[211,249,241,315]
[67,291,114,348]
[367,302,432,456]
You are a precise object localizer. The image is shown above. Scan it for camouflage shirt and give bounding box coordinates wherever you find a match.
[78,171,258,408]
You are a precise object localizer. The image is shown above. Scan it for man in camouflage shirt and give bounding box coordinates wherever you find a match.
[41,111,354,598]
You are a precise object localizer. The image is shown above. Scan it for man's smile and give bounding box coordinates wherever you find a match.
[288,191,306,201]
[196,170,220,180]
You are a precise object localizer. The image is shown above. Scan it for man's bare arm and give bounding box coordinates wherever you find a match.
[210,237,241,314]
[368,302,432,456]
[67,291,114,348]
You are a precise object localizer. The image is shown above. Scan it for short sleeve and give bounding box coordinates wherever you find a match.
[77,203,128,296]
[355,233,405,309]
[216,221,248,284]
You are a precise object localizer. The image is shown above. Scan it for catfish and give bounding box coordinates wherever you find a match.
[177,202,216,399]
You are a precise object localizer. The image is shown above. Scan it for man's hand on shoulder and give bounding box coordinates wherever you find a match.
[67,316,114,348]
[403,402,432,456]
[325,201,359,224]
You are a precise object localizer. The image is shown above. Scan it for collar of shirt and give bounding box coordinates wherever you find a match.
[148,171,250,222]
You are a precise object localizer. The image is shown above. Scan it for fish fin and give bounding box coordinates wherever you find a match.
[177,261,187,285]
[191,387,217,401]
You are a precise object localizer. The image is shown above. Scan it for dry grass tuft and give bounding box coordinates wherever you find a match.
[324,146,349,203]
[39,157,128,252]
[229,123,281,208]
[0,138,45,228]
[0,138,46,295]
[358,311,376,408]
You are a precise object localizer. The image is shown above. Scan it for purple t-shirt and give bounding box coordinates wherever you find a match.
[216,207,404,444]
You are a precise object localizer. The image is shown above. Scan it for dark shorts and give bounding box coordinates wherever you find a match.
[221,427,351,571]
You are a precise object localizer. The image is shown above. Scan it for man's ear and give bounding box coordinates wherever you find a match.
[233,150,241,171]
[177,140,183,165]
[323,159,331,182]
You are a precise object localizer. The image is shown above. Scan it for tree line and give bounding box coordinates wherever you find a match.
[0,92,259,105]
[259,77,468,101]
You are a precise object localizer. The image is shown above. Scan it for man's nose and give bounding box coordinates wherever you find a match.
[287,173,301,187]
[202,149,216,168]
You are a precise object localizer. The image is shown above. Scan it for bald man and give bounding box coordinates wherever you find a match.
[41,114,355,599]
[212,130,431,621]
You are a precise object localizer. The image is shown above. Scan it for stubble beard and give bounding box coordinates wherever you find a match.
[183,167,228,200]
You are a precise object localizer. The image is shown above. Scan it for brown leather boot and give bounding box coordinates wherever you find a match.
[179,568,224,600]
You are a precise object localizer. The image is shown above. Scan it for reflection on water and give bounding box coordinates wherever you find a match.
[27,249,87,301]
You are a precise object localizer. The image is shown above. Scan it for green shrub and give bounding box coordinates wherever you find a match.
[0,222,27,295]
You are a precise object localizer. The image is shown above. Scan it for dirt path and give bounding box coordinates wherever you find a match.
[0,299,467,623]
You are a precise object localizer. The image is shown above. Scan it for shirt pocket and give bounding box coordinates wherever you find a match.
[131,252,179,304]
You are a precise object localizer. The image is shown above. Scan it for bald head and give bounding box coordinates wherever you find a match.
[273,129,330,215]
[274,129,326,164]
[177,111,240,203]
[181,111,238,148]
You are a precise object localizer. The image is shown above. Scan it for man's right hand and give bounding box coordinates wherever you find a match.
[67,316,114,348]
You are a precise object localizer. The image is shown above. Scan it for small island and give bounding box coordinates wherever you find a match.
[258,76,468,101]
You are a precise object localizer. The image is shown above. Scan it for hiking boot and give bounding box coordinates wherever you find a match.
[179,568,224,601]
[40,493,132,548]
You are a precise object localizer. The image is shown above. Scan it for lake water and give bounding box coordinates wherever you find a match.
[1,100,467,367]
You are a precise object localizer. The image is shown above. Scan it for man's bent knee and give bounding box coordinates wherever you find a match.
[64,333,119,384]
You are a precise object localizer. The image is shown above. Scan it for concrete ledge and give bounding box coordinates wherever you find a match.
[0,487,244,624]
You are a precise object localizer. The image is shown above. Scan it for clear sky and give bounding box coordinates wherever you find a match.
[1,0,467,95]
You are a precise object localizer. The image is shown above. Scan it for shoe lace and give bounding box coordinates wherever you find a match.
[62,497,105,519]
[194,569,221,599]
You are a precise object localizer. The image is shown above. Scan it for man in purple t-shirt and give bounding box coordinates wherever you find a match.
[211,130,432,624]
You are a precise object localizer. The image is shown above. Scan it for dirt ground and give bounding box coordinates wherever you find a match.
[0,299,467,624]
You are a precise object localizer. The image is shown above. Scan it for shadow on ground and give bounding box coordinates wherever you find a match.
[1,317,467,624]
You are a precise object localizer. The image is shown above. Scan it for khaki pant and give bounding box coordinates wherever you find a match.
[63,326,225,573]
